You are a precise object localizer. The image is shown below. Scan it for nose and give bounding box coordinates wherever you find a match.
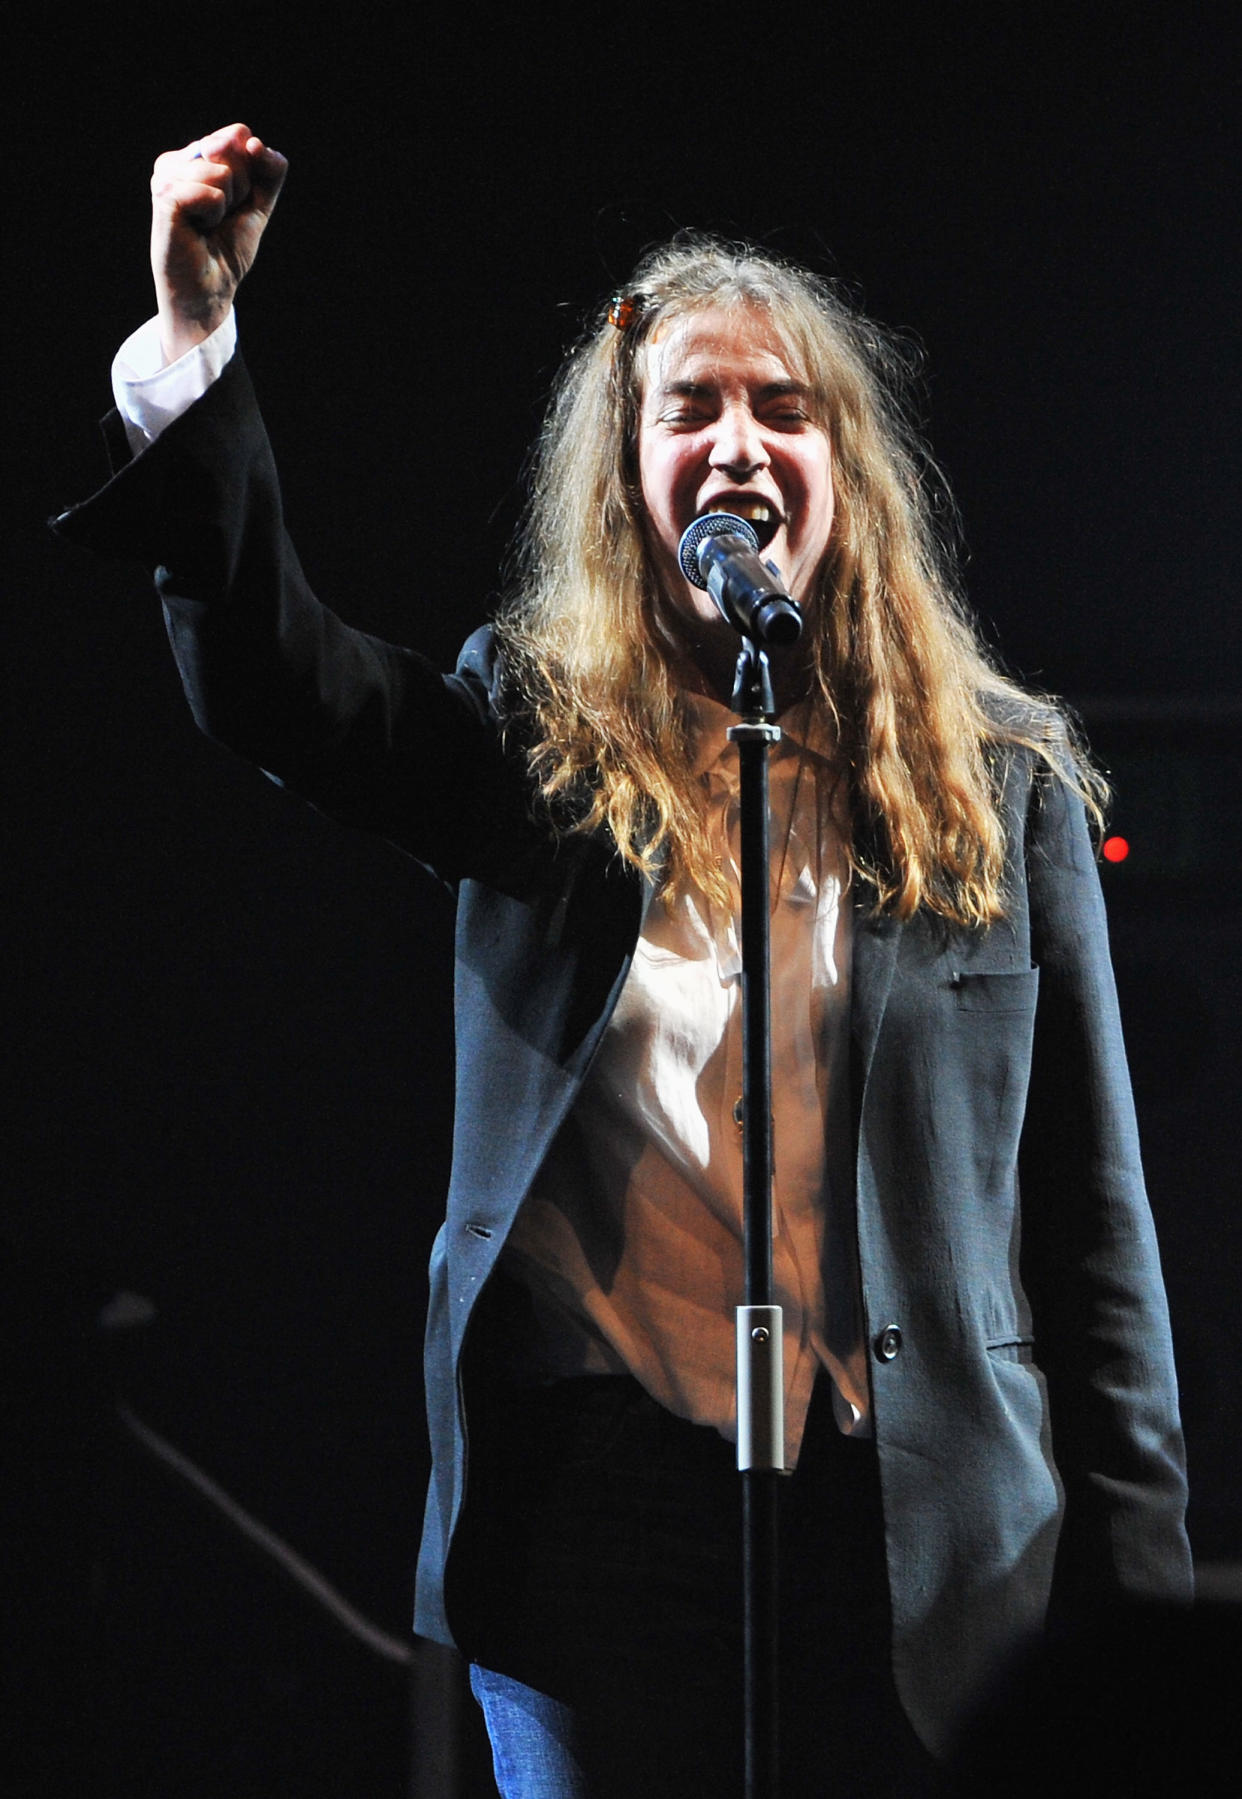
[709,402,769,479]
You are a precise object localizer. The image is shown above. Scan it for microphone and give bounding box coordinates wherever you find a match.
[677,513,802,647]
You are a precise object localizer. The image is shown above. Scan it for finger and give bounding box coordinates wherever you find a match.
[152,143,239,190]
[155,123,255,198]
[151,156,239,229]
[152,122,248,178]
[158,187,232,237]
[194,121,256,161]
[241,138,289,215]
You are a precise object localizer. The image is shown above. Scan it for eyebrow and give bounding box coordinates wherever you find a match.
[656,377,811,401]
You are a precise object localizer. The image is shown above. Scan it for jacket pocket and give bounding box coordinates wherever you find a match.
[952,967,1040,1013]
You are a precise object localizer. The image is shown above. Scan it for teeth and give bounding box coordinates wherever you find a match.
[710,500,774,524]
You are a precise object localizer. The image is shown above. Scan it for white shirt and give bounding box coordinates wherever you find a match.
[504,700,869,1461]
[112,312,238,456]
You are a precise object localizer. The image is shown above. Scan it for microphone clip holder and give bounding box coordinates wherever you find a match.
[731,633,778,721]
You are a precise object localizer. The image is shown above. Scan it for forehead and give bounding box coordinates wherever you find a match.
[640,304,807,396]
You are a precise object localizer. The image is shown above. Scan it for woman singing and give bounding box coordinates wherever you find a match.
[55,124,1191,1798]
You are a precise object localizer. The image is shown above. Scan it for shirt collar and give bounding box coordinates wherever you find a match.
[684,690,834,780]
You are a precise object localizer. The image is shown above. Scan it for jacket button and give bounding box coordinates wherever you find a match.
[874,1325,903,1362]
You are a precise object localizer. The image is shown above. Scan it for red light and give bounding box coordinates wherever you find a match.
[1102,835,1130,864]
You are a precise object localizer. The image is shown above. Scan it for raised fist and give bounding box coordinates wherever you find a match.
[150,123,287,362]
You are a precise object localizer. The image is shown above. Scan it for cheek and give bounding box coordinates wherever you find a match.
[809,437,834,502]
[635,437,660,520]
[640,445,690,537]
[808,453,836,545]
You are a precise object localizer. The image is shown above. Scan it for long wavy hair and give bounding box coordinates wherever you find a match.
[495,235,1103,925]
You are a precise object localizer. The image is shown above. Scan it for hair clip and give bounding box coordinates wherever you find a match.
[607,292,646,331]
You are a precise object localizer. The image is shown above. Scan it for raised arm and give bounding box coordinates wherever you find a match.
[54,126,532,884]
[150,123,287,362]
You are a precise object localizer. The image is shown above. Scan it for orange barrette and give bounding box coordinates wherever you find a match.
[607,292,645,331]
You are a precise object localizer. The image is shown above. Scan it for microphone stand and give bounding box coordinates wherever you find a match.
[728,632,785,1799]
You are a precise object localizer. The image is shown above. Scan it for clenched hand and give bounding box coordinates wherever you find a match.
[150,122,287,363]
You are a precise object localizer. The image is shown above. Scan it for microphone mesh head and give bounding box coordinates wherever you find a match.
[677,512,760,589]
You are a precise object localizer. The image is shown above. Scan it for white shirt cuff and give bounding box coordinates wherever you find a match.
[111,311,238,457]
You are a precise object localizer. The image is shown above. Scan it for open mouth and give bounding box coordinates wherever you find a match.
[706,499,781,553]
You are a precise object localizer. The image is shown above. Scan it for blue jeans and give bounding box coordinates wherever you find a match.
[454,1372,935,1798]
[468,1665,590,1798]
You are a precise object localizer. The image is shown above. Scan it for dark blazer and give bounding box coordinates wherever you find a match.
[55,352,1192,1753]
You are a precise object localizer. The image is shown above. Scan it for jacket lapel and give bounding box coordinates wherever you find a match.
[850,881,901,1099]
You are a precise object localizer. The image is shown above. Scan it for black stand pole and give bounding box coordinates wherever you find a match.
[729,635,785,1799]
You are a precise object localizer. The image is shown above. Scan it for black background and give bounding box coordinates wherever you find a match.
[7,5,1240,1793]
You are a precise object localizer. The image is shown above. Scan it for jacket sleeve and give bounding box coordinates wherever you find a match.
[1018,760,1193,1613]
[51,352,529,882]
